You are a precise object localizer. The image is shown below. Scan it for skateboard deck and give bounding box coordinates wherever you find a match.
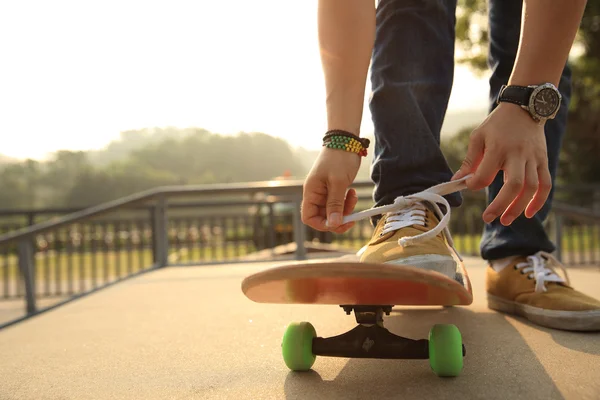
[242,254,473,307]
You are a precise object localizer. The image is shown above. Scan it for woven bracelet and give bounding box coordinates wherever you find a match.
[322,130,370,157]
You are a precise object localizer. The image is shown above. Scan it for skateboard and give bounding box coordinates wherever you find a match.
[241,253,473,377]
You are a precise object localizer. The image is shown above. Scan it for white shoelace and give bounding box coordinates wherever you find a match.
[515,251,570,293]
[343,175,472,259]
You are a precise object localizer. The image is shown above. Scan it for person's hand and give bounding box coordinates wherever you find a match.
[301,147,361,233]
[451,102,551,226]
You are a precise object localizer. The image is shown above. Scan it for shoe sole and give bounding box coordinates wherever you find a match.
[384,254,457,281]
[487,293,600,332]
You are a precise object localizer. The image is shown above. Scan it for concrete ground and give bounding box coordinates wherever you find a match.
[0,257,599,400]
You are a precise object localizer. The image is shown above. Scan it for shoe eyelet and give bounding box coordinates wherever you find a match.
[513,265,518,270]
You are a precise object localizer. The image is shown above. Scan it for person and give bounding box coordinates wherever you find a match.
[301,0,600,331]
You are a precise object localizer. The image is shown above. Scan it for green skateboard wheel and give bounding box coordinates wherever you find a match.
[428,324,464,377]
[281,322,316,371]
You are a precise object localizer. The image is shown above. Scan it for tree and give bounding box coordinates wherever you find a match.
[41,151,93,206]
[0,128,313,209]
[129,131,305,184]
[559,4,600,183]
[0,163,30,209]
[0,160,41,209]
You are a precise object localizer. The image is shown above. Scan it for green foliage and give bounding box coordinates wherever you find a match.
[441,126,474,174]
[559,8,600,184]
[127,131,304,184]
[0,129,310,209]
[0,160,41,208]
[455,0,489,74]
[87,127,211,166]
[0,128,384,210]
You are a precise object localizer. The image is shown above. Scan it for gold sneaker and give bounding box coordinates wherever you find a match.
[345,177,471,280]
[359,202,459,280]
[487,251,600,331]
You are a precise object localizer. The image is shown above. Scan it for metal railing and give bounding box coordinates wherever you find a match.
[549,203,600,266]
[0,179,340,324]
[0,179,599,328]
[3,182,599,230]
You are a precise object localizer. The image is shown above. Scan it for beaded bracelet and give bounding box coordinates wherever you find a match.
[322,130,370,157]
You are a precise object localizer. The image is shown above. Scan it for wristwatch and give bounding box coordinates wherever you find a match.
[496,82,562,123]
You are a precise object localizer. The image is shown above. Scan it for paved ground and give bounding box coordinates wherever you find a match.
[0,297,67,326]
[0,257,599,400]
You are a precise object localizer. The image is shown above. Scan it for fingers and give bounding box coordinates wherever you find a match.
[526,165,552,218]
[331,188,358,234]
[301,199,328,232]
[314,202,356,233]
[499,161,538,225]
[301,179,328,231]
[452,131,484,181]
[343,188,358,216]
[324,187,358,233]
[325,178,348,229]
[467,144,502,191]
[482,158,548,226]
[482,157,525,223]
[451,105,553,226]
[332,221,355,234]
[301,179,358,233]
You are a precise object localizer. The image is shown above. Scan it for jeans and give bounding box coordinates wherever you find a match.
[368,0,571,260]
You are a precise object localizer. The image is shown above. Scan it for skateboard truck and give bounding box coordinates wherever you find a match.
[282,305,466,377]
[311,305,465,361]
[341,305,391,324]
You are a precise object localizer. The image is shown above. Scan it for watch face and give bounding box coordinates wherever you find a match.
[533,88,560,117]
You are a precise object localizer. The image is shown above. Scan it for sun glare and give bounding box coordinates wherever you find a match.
[0,0,489,160]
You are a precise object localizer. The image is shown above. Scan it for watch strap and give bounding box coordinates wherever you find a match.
[498,85,534,106]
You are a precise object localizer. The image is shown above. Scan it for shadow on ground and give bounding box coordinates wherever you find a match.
[283,306,573,400]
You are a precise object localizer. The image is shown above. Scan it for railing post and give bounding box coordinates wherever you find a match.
[554,214,563,263]
[267,202,276,250]
[152,195,169,267]
[18,239,36,314]
[292,195,306,260]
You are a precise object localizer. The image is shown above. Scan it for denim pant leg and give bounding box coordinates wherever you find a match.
[369,0,461,219]
[480,0,572,260]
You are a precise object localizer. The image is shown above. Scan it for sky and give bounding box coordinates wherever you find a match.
[0,0,490,160]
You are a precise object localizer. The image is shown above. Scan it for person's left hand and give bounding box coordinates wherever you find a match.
[451,102,551,226]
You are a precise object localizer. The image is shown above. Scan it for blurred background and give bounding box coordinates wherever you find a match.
[0,1,599,323]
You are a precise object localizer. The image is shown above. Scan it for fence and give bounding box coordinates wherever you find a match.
[0,180,599,327]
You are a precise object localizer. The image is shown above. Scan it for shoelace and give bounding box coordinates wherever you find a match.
[381,203,427,239]
[343,175,472,259]
[515,251,570,293]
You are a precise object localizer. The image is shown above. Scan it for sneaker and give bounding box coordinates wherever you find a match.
[486,251,600,331]
[345,177,470,281]
[359,203,458,279]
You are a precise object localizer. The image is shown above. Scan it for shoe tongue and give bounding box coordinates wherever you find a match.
[389,201,425,217]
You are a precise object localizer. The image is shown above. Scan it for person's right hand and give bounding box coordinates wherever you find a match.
[301,147,361,233]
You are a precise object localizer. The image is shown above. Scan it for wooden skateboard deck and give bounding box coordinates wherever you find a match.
[242,254,473,306]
